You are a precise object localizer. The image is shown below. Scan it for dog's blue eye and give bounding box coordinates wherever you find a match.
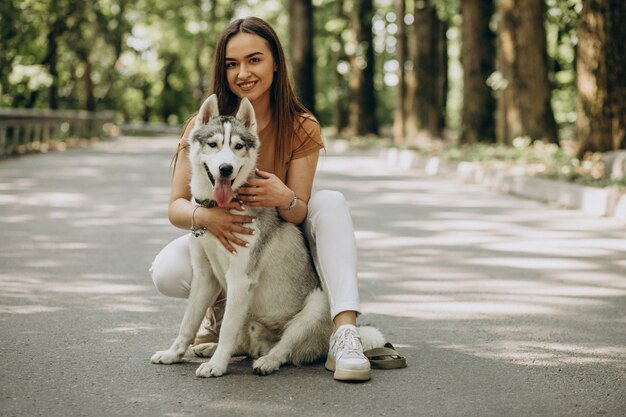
[234,143,244,150]
[208,142,217,148]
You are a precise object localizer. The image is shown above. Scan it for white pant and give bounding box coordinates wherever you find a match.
[149,190,361,318]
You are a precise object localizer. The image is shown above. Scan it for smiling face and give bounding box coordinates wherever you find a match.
[225,32,276,107]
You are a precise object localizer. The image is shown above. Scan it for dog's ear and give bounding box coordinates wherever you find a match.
[235,98,257,134]
[196,94,220,127]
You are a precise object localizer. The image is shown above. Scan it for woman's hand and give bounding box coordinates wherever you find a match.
[195,201,256,254]
[238,169,294,209]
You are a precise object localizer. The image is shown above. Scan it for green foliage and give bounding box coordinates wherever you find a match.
[0,0,583,145]
[546,0,582,141]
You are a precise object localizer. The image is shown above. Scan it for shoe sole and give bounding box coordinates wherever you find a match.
[325,357,371,381]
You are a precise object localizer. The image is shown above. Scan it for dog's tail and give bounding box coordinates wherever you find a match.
[357,326,386,351]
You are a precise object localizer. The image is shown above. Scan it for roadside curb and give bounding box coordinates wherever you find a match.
[326,140,626,223]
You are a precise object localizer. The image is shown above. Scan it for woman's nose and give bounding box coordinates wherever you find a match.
[238,64,251,79]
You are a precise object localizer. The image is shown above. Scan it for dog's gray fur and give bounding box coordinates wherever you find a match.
[151,95,336,377]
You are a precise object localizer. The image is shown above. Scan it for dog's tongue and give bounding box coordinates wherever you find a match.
[213,179,234,207]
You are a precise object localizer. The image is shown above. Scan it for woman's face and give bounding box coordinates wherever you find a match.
[225,32,276,106]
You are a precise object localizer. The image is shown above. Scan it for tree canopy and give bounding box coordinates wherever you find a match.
[1,0,624,154]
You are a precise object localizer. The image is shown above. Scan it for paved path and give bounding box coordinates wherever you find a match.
[1,137,625,417]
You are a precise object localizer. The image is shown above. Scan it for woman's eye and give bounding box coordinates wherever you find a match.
[234,143,244,150]
[250,58,260,64]
[208,142,217,148]
[226,62,237,68]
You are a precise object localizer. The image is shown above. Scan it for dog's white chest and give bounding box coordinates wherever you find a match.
[192,227,258,285]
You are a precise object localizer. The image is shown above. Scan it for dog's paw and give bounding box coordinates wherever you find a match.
[252,355,281,376]
[196,360,227,378]
[150,349,182,364]
[191,342,218,358]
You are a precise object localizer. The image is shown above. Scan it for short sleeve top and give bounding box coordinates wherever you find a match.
[256,114,325,183]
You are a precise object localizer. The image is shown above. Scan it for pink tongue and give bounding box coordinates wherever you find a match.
[213,179,234,207]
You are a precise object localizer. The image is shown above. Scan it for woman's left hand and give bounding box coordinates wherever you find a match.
[238,169,293,209]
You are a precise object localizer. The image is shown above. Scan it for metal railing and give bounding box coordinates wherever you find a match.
[0,108,117,158]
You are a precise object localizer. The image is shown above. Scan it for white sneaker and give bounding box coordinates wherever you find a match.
[325,324,371,381]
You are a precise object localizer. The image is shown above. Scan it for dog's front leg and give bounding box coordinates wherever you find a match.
[151,252,220,365]
[195,274,253,378]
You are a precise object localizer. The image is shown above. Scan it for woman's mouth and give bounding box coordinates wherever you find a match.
[238,81,257,91]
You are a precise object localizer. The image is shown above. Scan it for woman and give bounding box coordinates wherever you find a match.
[150,16,370,381]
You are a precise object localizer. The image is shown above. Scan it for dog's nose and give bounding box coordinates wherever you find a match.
[219,163,233,177]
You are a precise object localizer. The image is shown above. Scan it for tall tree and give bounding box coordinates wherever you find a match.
[349,0,378,135]
[408,0,447,138]
[43,14,67,109]
[93,0,132,110]
[576,0,626,156]
[496,0,558,145]
[289,0,316,113]
[436,17,448,135]
[393,0,407,144]
[460,0,495,144]
[333,0,350,134]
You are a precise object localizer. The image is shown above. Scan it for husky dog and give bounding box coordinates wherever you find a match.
[151,95,333,377]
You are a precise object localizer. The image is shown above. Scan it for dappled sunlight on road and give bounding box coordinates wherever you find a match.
[481,239,621,257]
[0,305,64,314]
[0,271,155,308]
[0,138,180,331]
[318,155,626,369]
[362,299,560,319]
[0,191,87,207]
[395,278,626,297]
[0,141,624,395]
[101,323,161,334]
[433,339,626,368]
[464,257,597,270]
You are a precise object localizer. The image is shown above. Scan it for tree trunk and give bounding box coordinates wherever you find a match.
[141,82,151,122]
[334,0,350,134]
[496,0,558,145]
[409,1,447,139]
[460,0,496,144]
[94,1,129,108]
[74,39,96,112]
[349,0,378,136]
[576,0,626,157]
[289,0,316,113]
[43,18,65,109]
[161,57,176,122]
[436,18,448,135]
[81,57,96,112]
[393,0,407,144]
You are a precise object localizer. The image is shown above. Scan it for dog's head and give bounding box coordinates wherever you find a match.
[188,94,259,207]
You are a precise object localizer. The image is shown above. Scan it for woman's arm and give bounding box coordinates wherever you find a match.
[168,119,255,254]
[238,151,320,225]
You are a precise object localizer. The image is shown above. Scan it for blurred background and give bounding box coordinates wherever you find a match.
[1,0,624,158]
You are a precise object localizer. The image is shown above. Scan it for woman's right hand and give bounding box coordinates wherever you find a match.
[195,201,255,254]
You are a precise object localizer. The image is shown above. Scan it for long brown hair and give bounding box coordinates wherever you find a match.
[175,17,317,176]
[217,17,318,163]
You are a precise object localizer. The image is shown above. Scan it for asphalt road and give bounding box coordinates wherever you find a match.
[1,136,625,417]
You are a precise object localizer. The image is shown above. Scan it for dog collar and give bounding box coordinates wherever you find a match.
[194,198,218,208]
